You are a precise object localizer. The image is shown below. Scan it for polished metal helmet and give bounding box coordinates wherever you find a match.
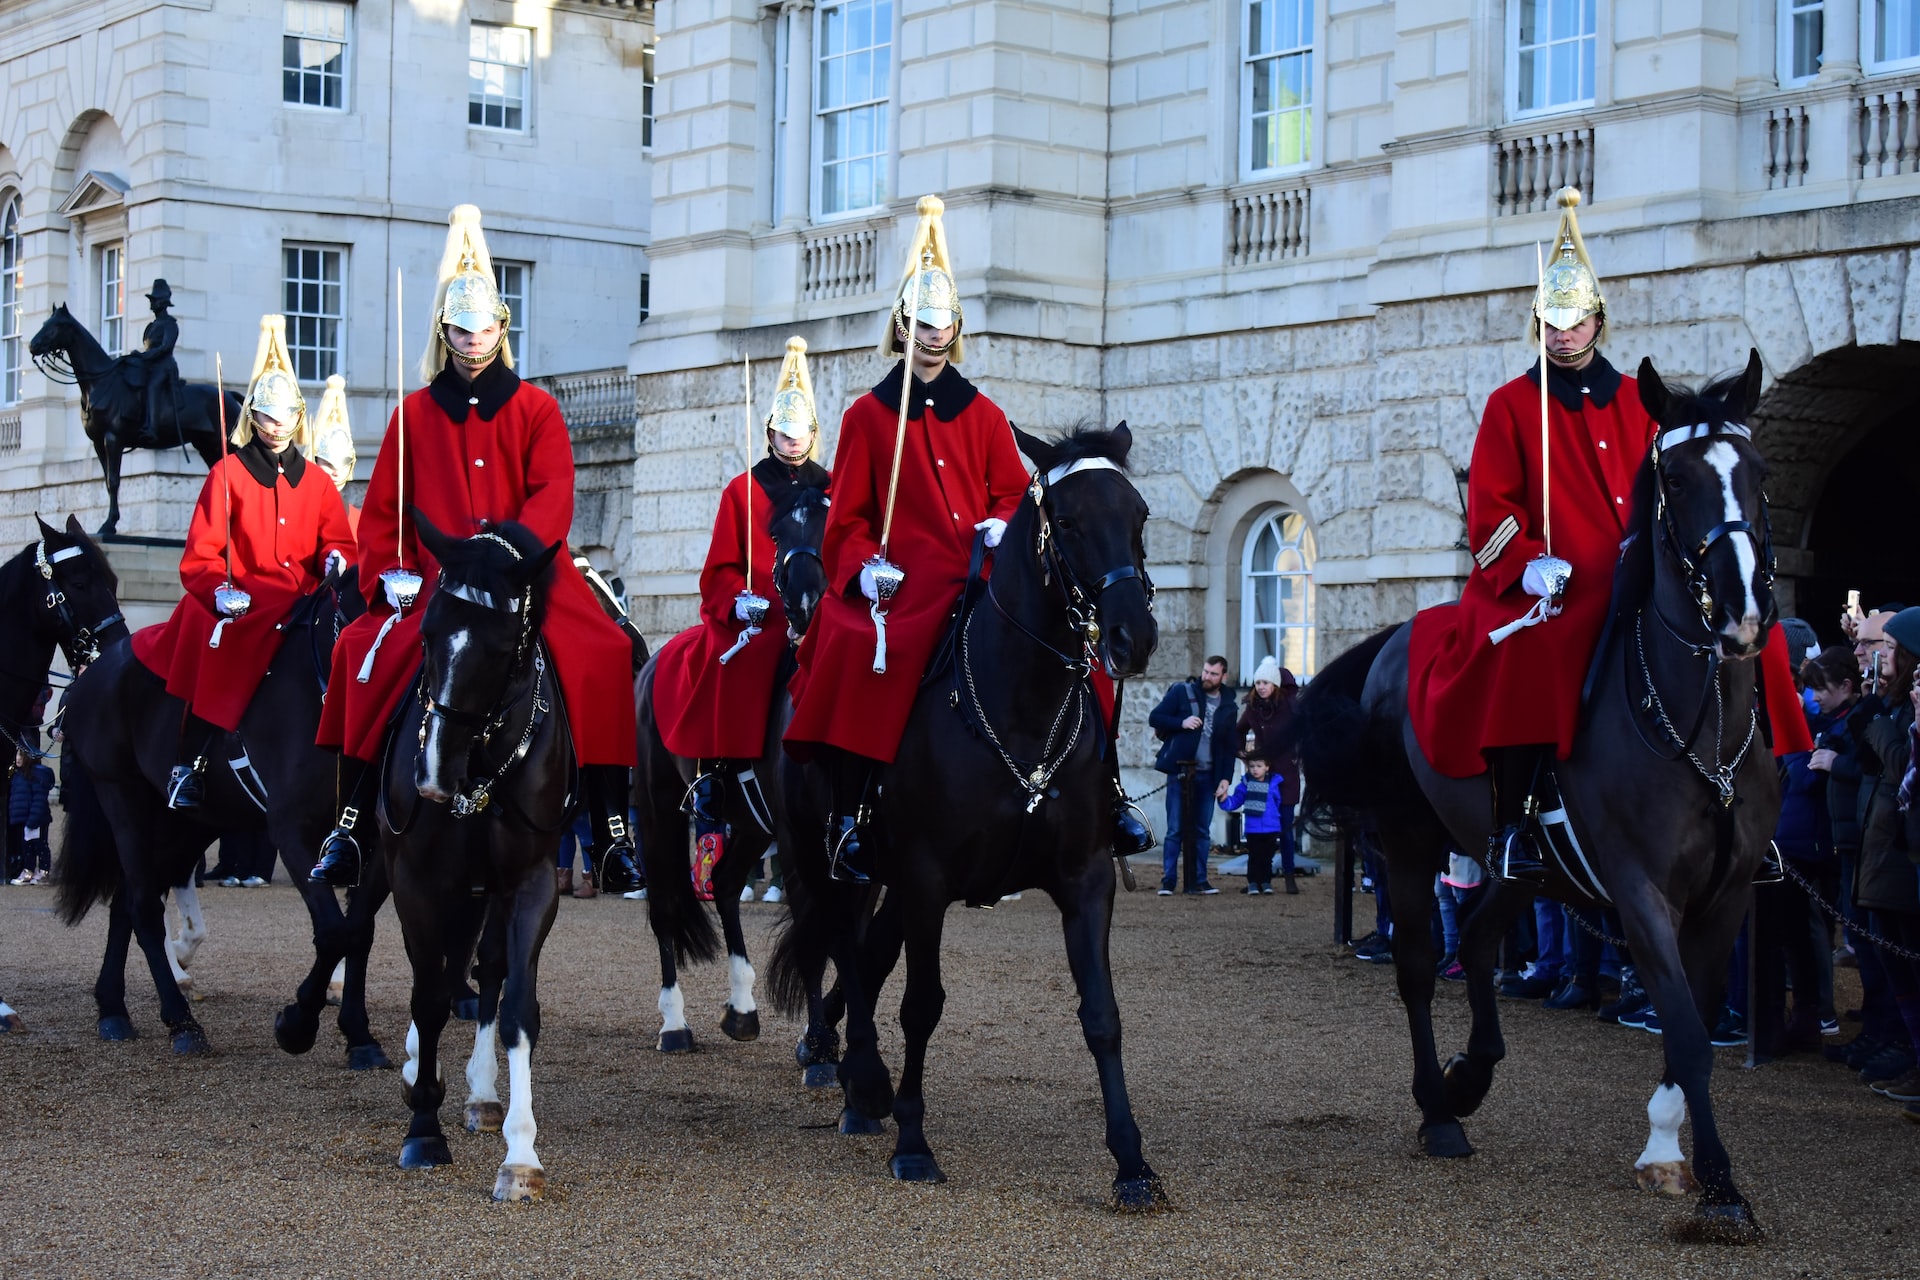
[1531,187,1607,351]
[878,195,965,362]
[310,374,356,490]
[765,336,819,455]
[235,315,308,448]
[422,204,515,380]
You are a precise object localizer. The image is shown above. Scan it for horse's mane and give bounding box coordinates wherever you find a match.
[1046,423,1134,472]
[1611,366,1754,625]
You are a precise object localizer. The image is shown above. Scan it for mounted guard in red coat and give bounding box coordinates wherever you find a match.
[1407,189,1807,883]
[784,196,1152,882]
[309,205,642,893]
[309,373,361,538]
[653,336,830,844]
[132,315,355,809]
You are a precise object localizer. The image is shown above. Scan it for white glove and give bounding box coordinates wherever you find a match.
[324,549,347,580]
[1521,559,1561,599]
[734,596,758,622]
[974,517,1007,548]
[859,563,880,602]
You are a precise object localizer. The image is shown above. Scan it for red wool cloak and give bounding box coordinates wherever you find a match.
[132,442,354,731]
[314,365,636,765]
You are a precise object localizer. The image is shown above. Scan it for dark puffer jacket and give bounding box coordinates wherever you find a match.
[8,762,54,829]
[1237,673,1301,806]
[1852,699,1918,915]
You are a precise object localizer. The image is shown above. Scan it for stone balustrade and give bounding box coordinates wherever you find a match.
[802,224,881,301]
[1492,126,1594,216]
[1765,102,1812,189]
[529,370,638,435]
[1856,78,1920,180]
[1227,185,1311,267]
[0,413,19,455]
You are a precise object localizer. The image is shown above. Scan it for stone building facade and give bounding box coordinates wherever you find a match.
[0,0,654,586]
[631,0,1920,775]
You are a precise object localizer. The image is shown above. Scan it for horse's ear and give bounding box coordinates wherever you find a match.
[64,513,86,540]
[1636,358,1671,424]
[1109,420,1133,463]
[36,514,60,542]
[1739,347,1764,418]
[524,539,564,585]
[411,506,452,561]
[1012,424,1055,473]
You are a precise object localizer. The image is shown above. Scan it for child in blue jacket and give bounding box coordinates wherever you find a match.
[1220,754,1292,894]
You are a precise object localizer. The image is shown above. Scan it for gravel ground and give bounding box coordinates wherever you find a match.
[1,870,1915,1279]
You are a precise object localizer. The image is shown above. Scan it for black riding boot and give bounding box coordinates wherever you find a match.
[166,717,219,810]
[683,765,724,825]
[1111,773,1155,857]
[1489,745,1546,885]
[827,750,877,884]
[311,757,374,886]
[585,765,644,894]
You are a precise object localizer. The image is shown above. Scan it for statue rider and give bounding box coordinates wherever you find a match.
[135,279,181,441]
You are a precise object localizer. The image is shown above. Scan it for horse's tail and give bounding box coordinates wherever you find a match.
[54,754,121,927]
[766,873,833,1019]
[640,829,721,965]
[1284,623,1412,836]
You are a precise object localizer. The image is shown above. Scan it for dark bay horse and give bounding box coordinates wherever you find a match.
[0,516,128,1032]
[1290,353,1779,1243]
[771,423,1164,1207]
[632,481,830,1053]
[54,567,390,1065]
[380,516,568,1201]
[28,306,238,536]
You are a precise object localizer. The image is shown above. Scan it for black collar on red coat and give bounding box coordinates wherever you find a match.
[870,361,978,421]
[1527,353,1622,413]
[751,455,831,505]
[429,358,522,423]
[234,435,307,488]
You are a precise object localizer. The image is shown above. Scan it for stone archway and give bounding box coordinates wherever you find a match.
[1750,340,1920,641]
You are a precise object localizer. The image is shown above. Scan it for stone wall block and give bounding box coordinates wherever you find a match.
[1902,253,1920,342]
[1330,416,1373,463]
[1438,396,1480,469]
[1135,473,1203,534]
[1201,379,1274,479]
[1339,458,1378,510]
[1180,428,1222,501]
[1788,257,1855,356]
[1422,295,1485,344]
[1318,509,1371,559]
[1290,419,1334,495]
[1650,266,1741,325]
[1374,304,1422,353]
[1741,262,1814,377]
[1294,320,1371,370]
[1372,500,1459,553]
[1376,402,1439,452]
[1608,277,1653,329]
[1845,251,1908,347]
[1268,375,1313,473]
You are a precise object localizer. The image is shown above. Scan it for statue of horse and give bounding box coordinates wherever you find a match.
[769,423,1165,1209]
[0,515,129,1033]
[1287,353,1779,1243]
[631,481,831,1054]
[28,305,241,537]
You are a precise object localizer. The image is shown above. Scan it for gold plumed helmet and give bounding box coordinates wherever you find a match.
[765,336,820,460]
[310,374,356,491]
[234,315,308,448]
[878,195,964,362]
[1531,187,1606,353]
[421,204,514,382]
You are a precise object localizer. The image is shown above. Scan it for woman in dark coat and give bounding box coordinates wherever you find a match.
[1237,656,1301,879]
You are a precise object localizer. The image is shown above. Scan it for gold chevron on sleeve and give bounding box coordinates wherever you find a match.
[1475,514,1520,570]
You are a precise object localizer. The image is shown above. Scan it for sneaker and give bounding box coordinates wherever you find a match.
[1353,933,1394,964]
[621,888,648,901]
[1710,1008,1748,1048]
[999,893,1023,902]
[762,884,783,905]
[1859,1044,1917,1084]
[1499,968,1557,1000]
[1195,884,1220,895]
[1832,1033,1888,1067]
[1597,968,1649,1024]
[1835,944,1858,970]
[1870,1068,1920,1102]
[1440,959,1466,982]
[7,872,29,886]
[740,885,757,903]
[1262,884,1278,894]
[30,869,47,885]
[1242,886,1261,895]
[1626,1007,1663,1035]
[241,876,267,887]
[1821,1017,1841,1037]
[1157,887,1174,896]
[220,876,242,888]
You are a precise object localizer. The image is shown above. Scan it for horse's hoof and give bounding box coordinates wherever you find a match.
[1418,1121,1474,1158]
[803,1062,839,1089]
[178,977,203,1003]
[1110,1174,1170,1213]
[1671,1200,1765,1246]
[465,1101,506,1133]
[0,1011,24,1033]
[98,1015,137,1042]
[656,1028,695,1054]
[1636,1160,1699,1198]
[492,1163,545,1202]
[1442,1052,1492,1118]
[838,1107,886,1136]
[274,1005,320,1056]
[399,1136,453,1169]
[889,1152,946,1183]
[450,996,479,1023]
[168,1020,211,1055]
[346,1042,393,1072]
[720,1006,760,1042]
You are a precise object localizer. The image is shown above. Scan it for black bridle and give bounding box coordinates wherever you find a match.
[36,538,125,668]
[1649,421,1777,640]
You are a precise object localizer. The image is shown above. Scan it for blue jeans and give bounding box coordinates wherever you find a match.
[1161,770,1214,890]
[1532,899,1565,980]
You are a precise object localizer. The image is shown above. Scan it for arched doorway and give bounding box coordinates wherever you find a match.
[1753,341,1920,645]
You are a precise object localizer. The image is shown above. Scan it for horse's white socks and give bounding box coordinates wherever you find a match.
[729,955,758,1014]
[1635,1082,1688,1168]
[167,884,206,973]
[402,1019,421,1086]
[659,983,687,1033]
[466,1019,500,1106]
[502,1032,539,1171]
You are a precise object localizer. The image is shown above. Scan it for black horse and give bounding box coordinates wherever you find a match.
[1289,353,1780,1243]
[54,567,390,1065]
[0,516,129,1032]
[28,306,239,536]
[381,516,569,1201]
[633,482,831,1053]
[771,423,1164,1207]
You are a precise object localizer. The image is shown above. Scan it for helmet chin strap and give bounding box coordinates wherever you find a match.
[1541,313,1604,367]
[895,310,956,358]
[439,326,505,369]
